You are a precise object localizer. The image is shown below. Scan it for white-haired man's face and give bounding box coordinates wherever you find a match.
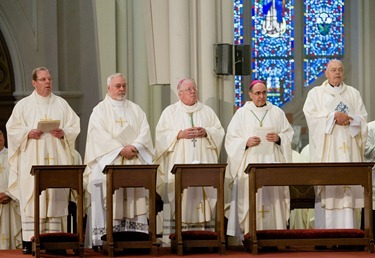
[107,76,127,101]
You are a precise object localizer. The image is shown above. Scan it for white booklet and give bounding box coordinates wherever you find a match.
[37,120,60,133]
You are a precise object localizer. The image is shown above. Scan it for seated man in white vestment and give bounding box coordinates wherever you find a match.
[0,129,22,249]
[303,59,367,229]
[84,73,154,248]
[6,67,80,254]
[225,79,293,238]
[154,78,225,246]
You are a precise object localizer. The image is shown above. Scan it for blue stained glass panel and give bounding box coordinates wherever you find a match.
[251,0,295,107]
[234,0,244,107]
[304,0,344,86]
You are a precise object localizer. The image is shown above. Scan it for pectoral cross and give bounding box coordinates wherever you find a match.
[191,138,197,147]
[339,142,349,154]
[116,117,125,127]
[258,205,269,219]
[44,153,54,165]
[1,233,8,245]
[343,185,351,193]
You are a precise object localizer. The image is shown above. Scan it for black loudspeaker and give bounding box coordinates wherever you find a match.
[214,43,233,75]
[234,45,251,76]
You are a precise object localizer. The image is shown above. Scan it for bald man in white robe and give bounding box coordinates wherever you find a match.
[303,59,367,229]
[154,79,224,246]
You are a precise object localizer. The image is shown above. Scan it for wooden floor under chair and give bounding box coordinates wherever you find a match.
[31,165,86,258]
[170,164,227,256]
[101,165,159,257]
[244,162,375,255]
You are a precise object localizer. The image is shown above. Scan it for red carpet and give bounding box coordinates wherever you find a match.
[0,247,374,257]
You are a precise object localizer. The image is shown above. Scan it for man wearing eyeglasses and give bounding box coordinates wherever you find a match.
[225,80,294,238]
[84,73,154,248]
[154,78,225,246]
[6,67,80,254]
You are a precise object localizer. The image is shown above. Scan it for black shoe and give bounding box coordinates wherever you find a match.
[22,241,32,254]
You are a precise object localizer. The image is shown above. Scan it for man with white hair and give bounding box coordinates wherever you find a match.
[84,73,154,247]
[303,59,368,229]
[154,78,224,246]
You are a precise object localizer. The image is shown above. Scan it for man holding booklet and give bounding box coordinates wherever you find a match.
[6,66,80,254]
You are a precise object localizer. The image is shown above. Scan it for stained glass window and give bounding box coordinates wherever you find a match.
[304,0,344,86]
[233,0,344,108]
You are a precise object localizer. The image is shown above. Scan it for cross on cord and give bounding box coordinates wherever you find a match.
[191,137,197,147]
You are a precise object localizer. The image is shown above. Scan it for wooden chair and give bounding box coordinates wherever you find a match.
[102,164,159,257]
[171,164,227,256]
[31,165,86,258]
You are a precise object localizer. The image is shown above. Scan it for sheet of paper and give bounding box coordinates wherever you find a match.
[115,122,137,146]
[37,120,60,133]
[253,127,275,155]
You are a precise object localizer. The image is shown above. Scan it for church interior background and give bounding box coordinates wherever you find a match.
[0,0,375,162]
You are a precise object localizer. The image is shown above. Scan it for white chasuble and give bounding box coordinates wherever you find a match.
[225,101,293,235]
[0,148,22,249]
[6,91,80,240]
[154,101,225,246]
[84,95,154,246]
[303,80,368,229]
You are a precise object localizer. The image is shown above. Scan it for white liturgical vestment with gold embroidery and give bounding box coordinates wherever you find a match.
[303,80,368,229]
[6,91,80,240]
[0,147,22,249]
[84,94,154,246]
[225,101,293,235]
[154,100,224,246]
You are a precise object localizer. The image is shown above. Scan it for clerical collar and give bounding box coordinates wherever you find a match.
[181,101,198,112]
[35,92,51,104]
[255,103,267,108]
[329,82,341,88]
[108,95,125,107]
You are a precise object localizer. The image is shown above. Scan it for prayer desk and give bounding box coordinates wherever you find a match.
[245,162,375,255]
[102,165,159,257]
[171,164,227,255]
[31,165,86,258]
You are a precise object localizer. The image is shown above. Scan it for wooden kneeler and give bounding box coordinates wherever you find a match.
[31,165,86,258]
[102,165,159,257]
[171,164,227,256]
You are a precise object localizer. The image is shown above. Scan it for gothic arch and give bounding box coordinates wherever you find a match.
[0,29,15,147]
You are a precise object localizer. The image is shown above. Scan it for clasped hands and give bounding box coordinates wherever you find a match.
[246,133,279,147]
[0,192,11,204]
[120,145,139,160]
[178,127,207,140]
[28,128,65,139]
[335,112,352,126]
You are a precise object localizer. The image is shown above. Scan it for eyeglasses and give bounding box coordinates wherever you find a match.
[250,90,267,96]
[36,77,52,82]
[179,87,198,93]
[112,84,126,89]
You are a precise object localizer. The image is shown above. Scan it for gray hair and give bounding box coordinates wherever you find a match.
[107,73,126,85]
[177,78,196,92]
